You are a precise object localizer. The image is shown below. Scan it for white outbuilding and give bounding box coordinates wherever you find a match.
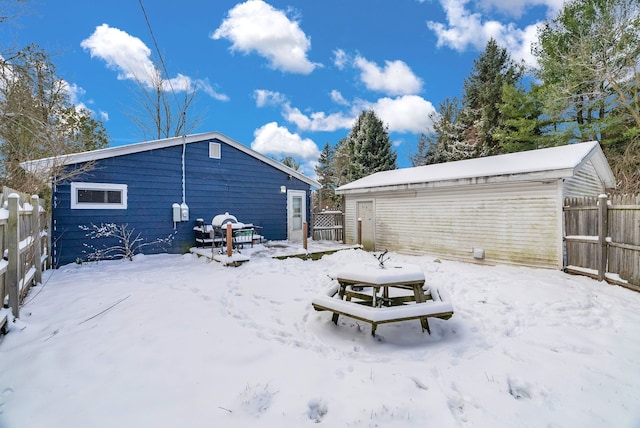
[335,141,616,269]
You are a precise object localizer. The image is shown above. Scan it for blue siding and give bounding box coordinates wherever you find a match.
[52,138,311,266]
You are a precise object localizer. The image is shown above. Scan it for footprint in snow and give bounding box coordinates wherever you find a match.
[307,398,328,423]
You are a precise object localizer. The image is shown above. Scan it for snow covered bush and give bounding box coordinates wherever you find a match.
[79,223,174,262]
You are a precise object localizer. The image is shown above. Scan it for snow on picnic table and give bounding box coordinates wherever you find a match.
[0,245,639,428]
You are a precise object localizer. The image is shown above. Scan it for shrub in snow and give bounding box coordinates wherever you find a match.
[79,223,174,262]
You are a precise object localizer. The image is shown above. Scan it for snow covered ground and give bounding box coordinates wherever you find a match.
[1,244,639,428]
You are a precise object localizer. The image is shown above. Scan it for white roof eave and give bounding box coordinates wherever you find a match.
[20,131,321,189]
[336,169,572,195]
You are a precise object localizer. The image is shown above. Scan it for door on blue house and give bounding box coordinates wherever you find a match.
[287,190,306,242]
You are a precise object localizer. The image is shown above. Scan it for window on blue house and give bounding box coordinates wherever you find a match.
[71,182,128,209]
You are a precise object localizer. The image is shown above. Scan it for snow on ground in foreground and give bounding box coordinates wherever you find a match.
[0,246,639,428]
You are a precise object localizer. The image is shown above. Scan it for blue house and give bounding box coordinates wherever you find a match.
[24,132,320,267]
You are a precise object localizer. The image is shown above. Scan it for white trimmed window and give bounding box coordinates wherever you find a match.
[71,182,128,210]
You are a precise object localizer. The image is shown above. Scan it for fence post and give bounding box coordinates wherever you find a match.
[597,194,608,282]
[226,223,233,257]
[7,194,19,318]
[357,218,362,246]
[303,222,308,250]
[31,195,42,285]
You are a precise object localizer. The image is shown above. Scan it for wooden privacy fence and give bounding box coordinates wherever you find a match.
[564,194,640,292]
[311,210,345,242]
[0,188,48,333]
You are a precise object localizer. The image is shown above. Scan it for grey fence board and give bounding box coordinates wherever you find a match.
[564,194,640,292]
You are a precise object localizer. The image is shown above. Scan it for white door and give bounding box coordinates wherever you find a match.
[287,190,306,242]
[357,200,375,251]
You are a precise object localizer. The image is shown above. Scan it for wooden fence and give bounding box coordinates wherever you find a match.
[311,210,344,242]
[0,187,48,334]
[564,194,640,292]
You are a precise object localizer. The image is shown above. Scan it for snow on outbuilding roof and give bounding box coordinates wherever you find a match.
[336,141,616,194]
[20,131,321,189]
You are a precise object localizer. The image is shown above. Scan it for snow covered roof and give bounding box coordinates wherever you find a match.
[336,141,616,194]
[20,131,321,188]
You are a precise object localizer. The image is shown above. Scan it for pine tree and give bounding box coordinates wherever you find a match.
[333,137,351,187]
[533,0,640,192]
[280,156,301,171]
[414,97,472,164]
[344,110,397,181]
[411,133,432,167]
[493,83,553,153]
[314,142,339,209]
[459,38,523,156]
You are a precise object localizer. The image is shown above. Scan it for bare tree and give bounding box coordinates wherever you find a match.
[0,44,109,194]
[0,0,31,26]
[126,64,202,141]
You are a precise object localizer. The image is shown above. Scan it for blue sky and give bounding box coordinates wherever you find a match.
[2,0,565,176]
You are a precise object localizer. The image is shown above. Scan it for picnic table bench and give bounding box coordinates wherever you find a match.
[312,262,454,336]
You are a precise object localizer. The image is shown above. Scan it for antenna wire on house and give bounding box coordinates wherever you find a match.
[138,0,181,111]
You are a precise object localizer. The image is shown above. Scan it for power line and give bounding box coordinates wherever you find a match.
[137,0,186,133]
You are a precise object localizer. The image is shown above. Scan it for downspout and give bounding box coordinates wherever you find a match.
[180,134,189,221]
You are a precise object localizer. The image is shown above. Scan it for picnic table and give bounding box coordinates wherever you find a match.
[312,262,454,336]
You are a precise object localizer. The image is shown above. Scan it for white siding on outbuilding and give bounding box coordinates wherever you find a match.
[344,181,563,269]
[337,141,616,270]
[564,159,606,197]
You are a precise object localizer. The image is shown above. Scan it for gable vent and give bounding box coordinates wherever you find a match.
[209,142,221,159]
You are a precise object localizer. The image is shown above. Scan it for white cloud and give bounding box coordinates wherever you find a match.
[303,159,319,181]
[280,94,436,134]
[476,0,565,18]
[426,0,545,66]
[333,49,348,70]
[196,79,230,102]
[81,24,229,100]
[282,104,354,132]
[162,74,229,101]
[61,80,101,116]
[330,90,349,106]
[62,81,85,106]
[511,23,541,67]
[81,24,156,83]
[354,56,423,96]
[254,89,287,107]
[212,0,319,74]
[251,122,320,160]
[356,95,437,134]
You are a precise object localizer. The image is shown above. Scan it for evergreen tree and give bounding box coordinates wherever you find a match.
[413,97,472,165]
[280,156,301,171]
[533,0,640,191]
[411,132,432,167]
[493,83,553,153]
[314,142,339,209]
[459,38,523,156]
[343,110,397,181]
[333,137,351,187]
